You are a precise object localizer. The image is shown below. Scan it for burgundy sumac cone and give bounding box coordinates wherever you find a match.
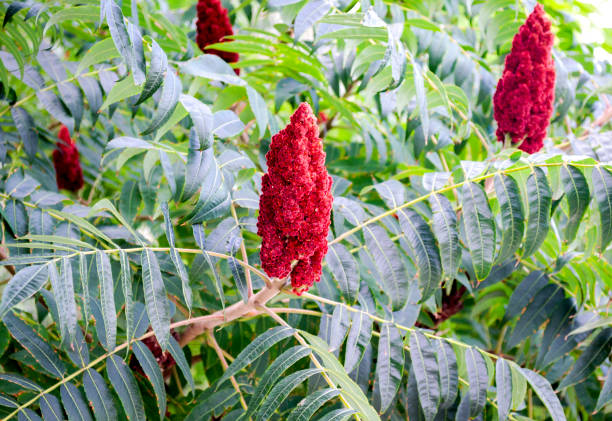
[195,0,239,73]
[257,103,333,294]
[52,125,84,192]
[493,4,556,154]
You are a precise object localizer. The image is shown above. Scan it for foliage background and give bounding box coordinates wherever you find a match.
[1,0,612,420]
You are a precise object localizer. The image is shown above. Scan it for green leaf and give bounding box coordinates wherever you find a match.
[135,39,167,105]
[302,332,380,421]
[19,408,43,421]
[167,336,196,395]
[363,225,408,310]
[496,358,512,421]
[505,270,548,320]
[507,284,564,348]
[188,155,231,224]
[133,341,166,419]
[521,368,566,421]
[76,38,119,74]
[326,244,359,304]
[180,95,213,150]
[100,74,141,110]
[246,86,268,138]
[119,250,134,347]
[141,69,181,135]
[220,326,295,386]
[398,208,442,302]
[464,347,488,418]
[10,106,38,158]
[315,409,357,421]
[0,373,42,391]
[161,202,192,313]
[409,330,440,421]
[256,368,323,421]
[184,389,239,421]
[559,328,612,389]
[0,392,17,408]
[3,312,66,378]
[79,254,90,330]
[523,167,552,258]
[494,174,524,263]
[287,388,340,421]
[83,368,117,421]
[107,355,146,421]
[180,54,245,86]
[412,56,429,141]
[105,0,134,74]
[592,166,612,250]
[596,366,612,412]
[61,382,93,421]
[319,27,387,41]
[96,250,116,351]
[212,110,245,138]
[294,0,332,40]
[374,322,404,412]
[462,182,496,281]
[0,264,48,320]
[328,306,351,353]
[118,178,141,221]
[429,193,461,281]
[192,224,225,307]
[39,393,62,421]
[561,165,590,243]
[247,345,312,416]
[141,248,170,350]
[435,339,458,409]
[44,6,99,34]
[57,258,78,345]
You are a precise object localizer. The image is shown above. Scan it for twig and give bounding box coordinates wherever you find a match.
[207,330,249,413]
[0,247,15,275]
[230,203,253,297]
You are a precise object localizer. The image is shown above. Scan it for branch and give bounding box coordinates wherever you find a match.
[207,330,249,413]
[178,278,286,346]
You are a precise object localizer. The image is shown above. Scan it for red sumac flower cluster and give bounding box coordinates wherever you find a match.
[493,4,556,154]
[257,103,333,294]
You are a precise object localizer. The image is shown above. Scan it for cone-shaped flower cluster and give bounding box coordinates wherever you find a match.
[53,125,84,192]
[257,103,333,294]
[196,0,239,73]
[493,4,555,154]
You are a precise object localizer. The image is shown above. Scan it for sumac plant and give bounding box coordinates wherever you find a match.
[1,0,612,420]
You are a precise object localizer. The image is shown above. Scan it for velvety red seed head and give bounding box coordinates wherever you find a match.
[493,4,555,154]
[257,103,333,294]
[195,0,240,74]
[52,125,84,192]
